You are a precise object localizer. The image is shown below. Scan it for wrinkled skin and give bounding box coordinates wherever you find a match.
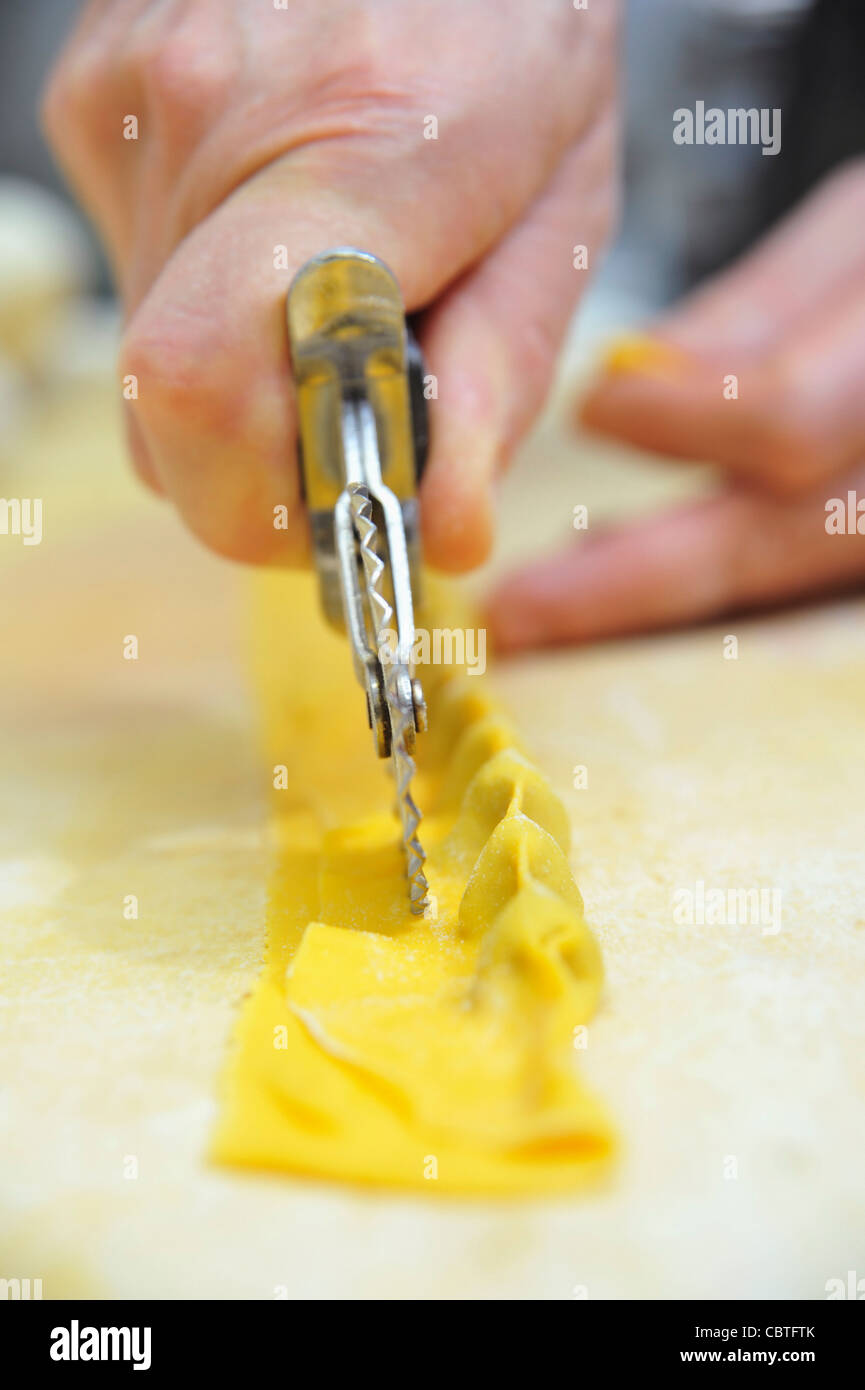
[48,2,859,653]
[43,0,618,570]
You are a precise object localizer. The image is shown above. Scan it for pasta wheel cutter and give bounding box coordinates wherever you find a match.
[287,248,430,913]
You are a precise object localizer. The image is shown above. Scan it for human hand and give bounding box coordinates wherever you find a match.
[490,160,865,650]
[43,0,617,568]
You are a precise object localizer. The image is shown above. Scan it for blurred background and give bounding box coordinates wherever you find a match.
[3,0,864,1302]
[3,0,865,416]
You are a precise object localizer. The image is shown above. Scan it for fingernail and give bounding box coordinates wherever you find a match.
[602,333,692,381]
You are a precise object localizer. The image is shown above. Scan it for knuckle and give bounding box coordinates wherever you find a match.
[119,321,182,418]
[41,36,122,161]
[120,314,222,440]
[755,374,828,489]
[133,29,236,125]
[327,8,398,89]
[40,52,93,143]
[121,322,294,566]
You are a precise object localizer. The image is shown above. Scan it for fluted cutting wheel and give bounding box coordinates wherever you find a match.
[348,483,430,915]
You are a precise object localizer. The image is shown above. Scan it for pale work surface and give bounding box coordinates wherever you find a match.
[1,380,863,1299]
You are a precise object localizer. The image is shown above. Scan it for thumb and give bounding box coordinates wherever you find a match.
[119,155,468,565]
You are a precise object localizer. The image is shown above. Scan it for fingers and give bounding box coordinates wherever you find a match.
[40,1,153,281]
[118,152,476,565]
[44,0,619,568]
[119,164,328,564]
[580,160,865,495]
[487,463,865,652]
[419,111,617,571]
[43,0,614,315]
[120,98,616,569]
[657,157,865,361]
[581,273,865,495]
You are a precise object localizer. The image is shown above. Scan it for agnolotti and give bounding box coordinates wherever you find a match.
[211,572,614,1195]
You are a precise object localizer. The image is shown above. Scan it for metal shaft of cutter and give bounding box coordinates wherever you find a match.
[286,248,430,912]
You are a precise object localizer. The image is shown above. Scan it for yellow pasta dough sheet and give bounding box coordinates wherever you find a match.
[4,379,865,1297]
[210,573,613,1194]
